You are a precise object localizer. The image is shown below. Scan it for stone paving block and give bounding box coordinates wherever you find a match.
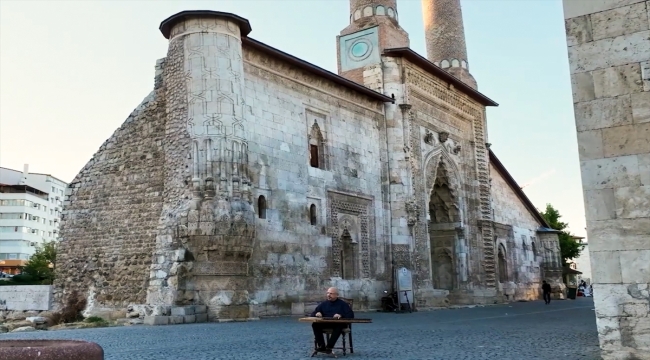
[143,316,169,326]
[183,315,196,324]
[195,313,208,323]
[171,306,194,316]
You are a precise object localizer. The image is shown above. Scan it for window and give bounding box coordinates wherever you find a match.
[310,204,317,225]
[309,145,319,168]
[258,196,267,219]
[308,120,327,170]
[531,242,537,259]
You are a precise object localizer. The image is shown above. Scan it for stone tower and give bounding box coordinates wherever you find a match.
[337,0,410,85]
[150,11,257,320]
[421,0,477,89]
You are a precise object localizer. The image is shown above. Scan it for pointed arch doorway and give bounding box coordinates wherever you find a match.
[428,158,460,291]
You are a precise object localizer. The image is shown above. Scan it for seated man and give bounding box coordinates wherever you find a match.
[311,287,354,353]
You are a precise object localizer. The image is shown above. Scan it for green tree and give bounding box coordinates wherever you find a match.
[539,204,582,265]
[22,241,57,284]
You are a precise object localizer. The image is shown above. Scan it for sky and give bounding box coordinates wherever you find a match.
[0,0,586,238]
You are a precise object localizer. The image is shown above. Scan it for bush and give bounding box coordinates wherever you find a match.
[0,274,44,286]
[84,316,106,323]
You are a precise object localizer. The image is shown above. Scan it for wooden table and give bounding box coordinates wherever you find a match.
[299,317,372,357]
[298,317,372,324]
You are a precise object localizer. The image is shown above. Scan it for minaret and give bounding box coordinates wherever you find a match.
[337,0,409,84]
[421,0,477,89]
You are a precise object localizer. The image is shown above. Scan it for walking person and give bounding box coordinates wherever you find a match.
[542,280,552,304]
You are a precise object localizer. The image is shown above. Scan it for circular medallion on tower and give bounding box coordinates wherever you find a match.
[349,39,372,61]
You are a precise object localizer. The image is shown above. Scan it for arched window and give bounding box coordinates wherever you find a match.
[309,121,326,169]
[531,242,537,259]
[258,196,266,219]
[310,204,317,225]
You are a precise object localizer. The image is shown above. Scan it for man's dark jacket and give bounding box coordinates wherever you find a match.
[542,283,551,293]
[311,298,354,318]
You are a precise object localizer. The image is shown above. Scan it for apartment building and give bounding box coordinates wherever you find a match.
[0,165,67,274]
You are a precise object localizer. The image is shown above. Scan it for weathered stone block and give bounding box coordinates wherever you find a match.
[592,63,643,98]
[577,129,604,160]
[195,313,208,323]
[571,71,596,103]
[171,306,194,316]
[291,302,305,315]
[631,91,650,123]
[169,315,184,324]
[568,30,650,73]
[574,96,632,131]
[639,154,650,185]
[615,185,650,218]
[590,251,622,284]
[565,15,593,46]
[586,218,650,251]
[144,316,169,325]
[583,189,616,220]
[590,1,649,41]
[193,305,207,314]
[580,155,641,190]
[602,123,650,157]
[620,250,650,283]
[183,315,196,324]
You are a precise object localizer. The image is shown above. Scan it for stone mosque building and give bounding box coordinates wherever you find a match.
[55,0,565,320]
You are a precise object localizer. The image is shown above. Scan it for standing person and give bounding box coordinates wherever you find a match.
[542,280,552,304]
[310,287,354,354]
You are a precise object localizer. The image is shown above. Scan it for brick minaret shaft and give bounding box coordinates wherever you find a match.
[422,0,477,89]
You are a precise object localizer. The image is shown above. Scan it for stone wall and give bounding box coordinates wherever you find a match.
[241,44,390,315]
[0,285,52,311]
[55,61,167,312]
[563,0,650,358]
[490,164,544,301]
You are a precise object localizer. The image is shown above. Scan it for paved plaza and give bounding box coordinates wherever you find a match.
[1,298,600,360]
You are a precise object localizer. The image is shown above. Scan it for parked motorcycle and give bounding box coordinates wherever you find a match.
[380,290,400,312]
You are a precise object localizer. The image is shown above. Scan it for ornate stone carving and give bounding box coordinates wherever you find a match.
[173,17,256,281]
[406,110,432,287]
[327,192,374,279]
[438,131,449,143]
[392,244,411,268]
[424,131,435,145]
[471,110,495,287]
[405,66,481,119]
[405,198,420,227]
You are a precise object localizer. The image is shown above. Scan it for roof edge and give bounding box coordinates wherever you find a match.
[383,48,498,107]
[489,149,552,229]
[159,10,252,39]
[242,37,394,103]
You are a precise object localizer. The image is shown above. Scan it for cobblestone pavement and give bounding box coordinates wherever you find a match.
[1,298,600,360]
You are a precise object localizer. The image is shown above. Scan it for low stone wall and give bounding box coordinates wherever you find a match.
[0,286,52,311]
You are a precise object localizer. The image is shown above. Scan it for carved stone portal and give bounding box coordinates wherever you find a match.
[328,191,374,279]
